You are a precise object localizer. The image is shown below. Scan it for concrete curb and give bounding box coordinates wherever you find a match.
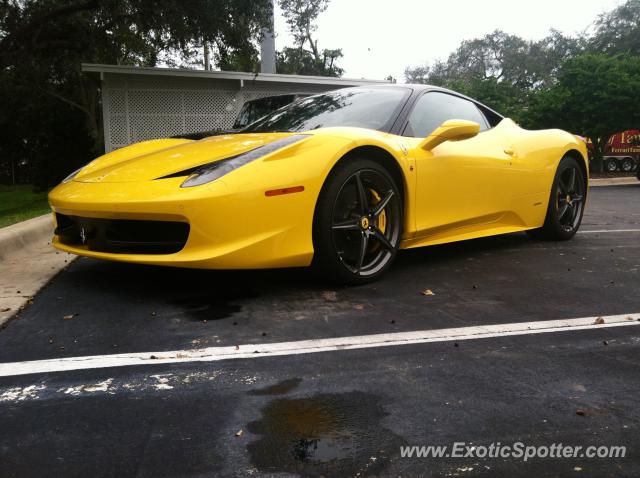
[0,214,75,328]
[0,214,53,261]
[590,177,639,187]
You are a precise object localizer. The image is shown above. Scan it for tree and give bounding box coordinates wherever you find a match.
[409,30,579,90]
[401,1,640,175]
[0,0,272,187]
[590,0,640,56]
[525,54,640,172]
[276,0,343,76]
[403,30,581,122]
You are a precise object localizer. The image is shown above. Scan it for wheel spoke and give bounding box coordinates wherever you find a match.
[372,190,394,217]
[371,227,394,251]
[557,202,569,221]
[356,232,369,272]
[564,203,575,222]
[571,195,584,203]
[355,173,369,215]
[332,219,360,231]
[567,168,577,192]
[558,180,568,195]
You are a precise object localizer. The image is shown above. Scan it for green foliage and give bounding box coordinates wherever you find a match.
[0,0,272,188]
[276,0,343,76]
[405,29,580,90]
[403,0,640,175]
[590,0,640,55]
[403,29,583,126]
[446,78,529,124]
[525,54,640,171]
[276,46,343,77]
[0,185,50,228]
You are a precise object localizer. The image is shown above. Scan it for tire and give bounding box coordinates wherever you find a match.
[621,157,634,172]
[312,158,402,284]
[527,156,586,241]
[604,158,618,172]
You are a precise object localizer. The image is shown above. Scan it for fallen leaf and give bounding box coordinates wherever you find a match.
[1,308,10,312]
[574,466,583,471]
[322,291,337,301]
[235,345,240,350]
[235,429,243,437]
[353,304,364,310]
[421,289,435,296]
[63,314,77,320]
[576,409,585,416]
[594,317,605,325]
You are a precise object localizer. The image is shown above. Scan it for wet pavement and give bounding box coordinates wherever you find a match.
[0,184,639,477]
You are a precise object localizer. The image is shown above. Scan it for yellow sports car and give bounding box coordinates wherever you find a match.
[49,85,588,283]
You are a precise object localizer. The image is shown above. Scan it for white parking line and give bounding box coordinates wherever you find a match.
[579,229,640,234]
[1,313,639,378]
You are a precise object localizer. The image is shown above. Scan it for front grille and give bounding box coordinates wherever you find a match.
[55,214,189,254]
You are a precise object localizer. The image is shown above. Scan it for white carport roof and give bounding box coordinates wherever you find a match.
[81,63,389,87]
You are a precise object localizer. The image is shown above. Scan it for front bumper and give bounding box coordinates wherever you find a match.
[48,176,317,269]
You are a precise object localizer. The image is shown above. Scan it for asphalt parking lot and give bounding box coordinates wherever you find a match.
[1,184,639,477]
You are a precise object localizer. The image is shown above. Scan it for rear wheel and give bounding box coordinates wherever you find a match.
[313,159,402,284]
[621,157,634,172]
[528,156,586,241]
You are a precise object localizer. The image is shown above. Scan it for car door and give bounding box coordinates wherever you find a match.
[403,91,518,238]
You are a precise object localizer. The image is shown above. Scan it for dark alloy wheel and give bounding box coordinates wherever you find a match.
[555,164,585,233]
[528,156,586,241]
[313,159,402,284]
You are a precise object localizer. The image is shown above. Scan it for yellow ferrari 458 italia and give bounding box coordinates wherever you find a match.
[49,85,588,283]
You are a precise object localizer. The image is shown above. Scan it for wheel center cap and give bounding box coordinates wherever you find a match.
[566,195,572,204]
[360,217,370,229]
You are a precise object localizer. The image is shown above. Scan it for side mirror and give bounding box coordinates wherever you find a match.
[419,119,481,151]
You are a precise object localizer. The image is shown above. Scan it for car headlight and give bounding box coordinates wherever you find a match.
[62,166,84,183]
[180,134,308,188]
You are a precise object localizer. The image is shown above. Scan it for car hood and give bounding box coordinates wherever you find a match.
[74,132,296,183]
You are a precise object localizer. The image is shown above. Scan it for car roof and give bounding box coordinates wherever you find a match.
[338,83,505,120]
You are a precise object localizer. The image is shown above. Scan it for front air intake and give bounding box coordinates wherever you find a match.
[55,214,189,254]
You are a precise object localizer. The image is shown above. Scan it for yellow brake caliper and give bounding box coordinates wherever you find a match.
[368,189,387,252]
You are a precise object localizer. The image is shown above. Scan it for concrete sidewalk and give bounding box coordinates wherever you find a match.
[0,215,74,327]
[590,176,639,186]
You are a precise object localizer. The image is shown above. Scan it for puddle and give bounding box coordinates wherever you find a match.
[249,378,302,396]
[247,392,404,476]
[168,288,258,321]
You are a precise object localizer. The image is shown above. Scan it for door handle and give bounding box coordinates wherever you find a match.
[504,147,515,156]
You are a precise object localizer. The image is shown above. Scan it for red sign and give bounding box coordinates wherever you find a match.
[606,130,640,154]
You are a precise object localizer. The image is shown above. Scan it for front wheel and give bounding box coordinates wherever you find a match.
[604,158,618,172]
[528,156,586,241]
[312,159,402,284]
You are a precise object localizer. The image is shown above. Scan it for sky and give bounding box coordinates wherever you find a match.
[273,0,623,82]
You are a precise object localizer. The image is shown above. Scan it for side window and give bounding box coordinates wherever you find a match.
[404,92,489,138]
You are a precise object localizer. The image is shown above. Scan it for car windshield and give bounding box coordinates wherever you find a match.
[242,87,411,133]
[232,95,297,129]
